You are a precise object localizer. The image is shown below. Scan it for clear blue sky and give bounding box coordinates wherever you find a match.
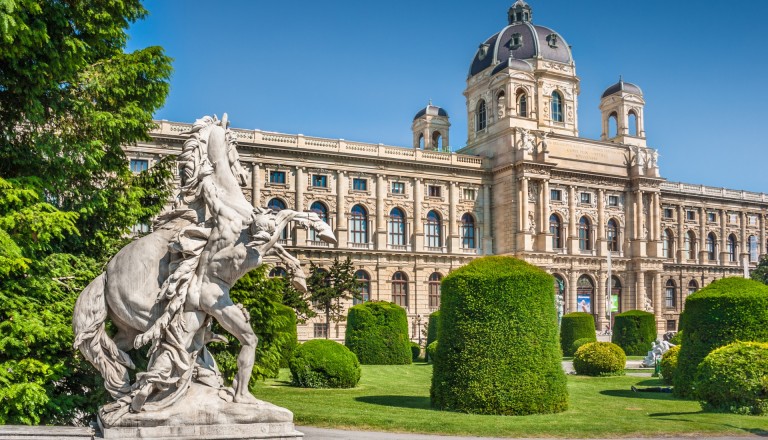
[127,0,768,194]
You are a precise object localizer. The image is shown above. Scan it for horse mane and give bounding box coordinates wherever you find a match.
[178,115,237,204]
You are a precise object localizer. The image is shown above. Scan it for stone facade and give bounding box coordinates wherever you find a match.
[125,2,767,340]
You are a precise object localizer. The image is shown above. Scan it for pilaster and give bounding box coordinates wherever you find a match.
[335,170,347,248]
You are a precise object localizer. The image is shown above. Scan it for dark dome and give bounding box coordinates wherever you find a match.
[469,22,573,78]
[601,79,643,99]
[413,104,448,121]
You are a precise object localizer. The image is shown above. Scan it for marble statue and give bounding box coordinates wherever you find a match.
[72,114,333,437]
[641,338,675,368]
[518,127,535,152]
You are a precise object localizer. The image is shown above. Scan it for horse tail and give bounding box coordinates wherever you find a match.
[73,273,134,399]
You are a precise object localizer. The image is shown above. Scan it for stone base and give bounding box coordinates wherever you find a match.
[100,422,303,439]
[99,382,302,439]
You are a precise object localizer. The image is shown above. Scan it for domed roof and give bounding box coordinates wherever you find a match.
[601,79,643,99]
[468,5,573,78]
[491,57,534,75]
[413,103,448,121]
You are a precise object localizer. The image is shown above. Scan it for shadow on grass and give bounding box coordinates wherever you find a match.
[600,389,677,400]
[648,412,768,437]
[355,395,432,410]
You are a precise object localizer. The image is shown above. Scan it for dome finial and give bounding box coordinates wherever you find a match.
[619,74,623,84]
[508,0,532,25]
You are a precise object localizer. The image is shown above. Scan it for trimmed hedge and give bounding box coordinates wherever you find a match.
[674,277,768,398]
[276,304,298,369]
[573,342,626,376]
[431,256,568,415]
[696,341,768,415]
[288,339,361,388]
[345,301,411,365]
[611,310,657,356]
[410,341,421,362]
[426,341,438,364]
[560,312,596,356]
[660,345,680,385]
[669,330,683,346]
[571,337,594,355]
[426,310,441,348]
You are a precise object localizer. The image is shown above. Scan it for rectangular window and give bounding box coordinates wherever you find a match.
[313,323,328,339]
[707,212,717,223]
[428,185,442,198]
[269,170,286,184]
[749,215,758,226]
[311,174,327,188]
[666,320,677,332]
[608,195,619,206]
[729,213,738,224]
[550,189,562,201]
[686,210,696,221]
[462,188,476,200]
[663,208,674,219]
[352,178,367,191]
[130,159,148,173]
[391,181,405,194]
[580,192,591,204]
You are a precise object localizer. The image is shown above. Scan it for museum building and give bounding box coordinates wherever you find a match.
[126,1,768,341]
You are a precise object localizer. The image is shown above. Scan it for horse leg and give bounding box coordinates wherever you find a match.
[199,278,262,405]
[270,244,306,291]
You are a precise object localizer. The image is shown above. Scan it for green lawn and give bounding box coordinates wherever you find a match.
[252,364,768,438]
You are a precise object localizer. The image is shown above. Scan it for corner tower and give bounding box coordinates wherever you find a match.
[599,77,646,147]
[412,102,450,151]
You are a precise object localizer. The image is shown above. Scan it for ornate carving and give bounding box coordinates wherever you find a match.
[528,181,540,202]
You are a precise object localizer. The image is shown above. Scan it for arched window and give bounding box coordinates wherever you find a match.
[688,279,699,296]
[309,201,328,242]
[551,91,563,123]
[685,231,696,260]
[353,270,370,305]
[269,267,287,278]
[665,279,676,308]
[610,276,622,314]
[388,208,406,246]
[727,234,738,262]
[607,218,619,252]
[516,89,527,117]
[608,112,618,138]
[268,198,288,239]
[706,232,717,261]
[349,205,368,244]
[628,110,638,136]
[476,99,487,131]
[460,213,476,249]
[576,275,593,313]
[432,131,442,150]
[496,90,506,119]
[578,216,591,251]
[428,272,442,308]
[425,210,442,248]
[663,229,675,259]
[418,134,424,149]
[550,214,563,249]
[749,235,758,262]
[391,271,408,307]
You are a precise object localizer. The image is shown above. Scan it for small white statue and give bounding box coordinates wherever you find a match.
[641,338,675,367]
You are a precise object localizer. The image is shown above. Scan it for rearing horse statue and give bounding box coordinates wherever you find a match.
[72,114,335,425]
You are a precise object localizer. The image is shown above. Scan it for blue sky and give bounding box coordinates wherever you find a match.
[127,1,768,193]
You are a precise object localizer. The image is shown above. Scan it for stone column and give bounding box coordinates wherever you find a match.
[540,180,550,234]
[519,177,529,251]
[761,212,766,258]
[294,167,305,244]
[482,184,493,255]
[699,206,706,262]
[719,209,727,264]
[678,205,685,263]
[653,272,663,333]
[568,270,578,314]
[636,189,645,257]
[250,163,260,208]
[636,270,646,311]
[597,188,605,256]
[596,271,606,332]
[413,177,424,252]
[740,211,748,265]
[448,181,458,252]
[335,170,347,248]
[568,186,576,252]
[376,174,386,250]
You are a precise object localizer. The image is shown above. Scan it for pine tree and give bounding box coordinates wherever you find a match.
[307,257,361,338]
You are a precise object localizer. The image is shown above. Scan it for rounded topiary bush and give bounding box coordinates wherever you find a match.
[560,312,596,356]
[431,256,568,415]
[573,342,626,376]
[288,339,360,388]
[612,310,657,356]
[426,341,438,364]
[345,301,411,365]
[674,277,768,398]
[571,337,594,355]
[660,345,681,385]
[410,341,421,362]
[696,341,768,415]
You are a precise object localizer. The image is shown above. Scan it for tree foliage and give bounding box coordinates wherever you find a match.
[0,0,173,425]
[751,254,768,286]
[307,257,361,335]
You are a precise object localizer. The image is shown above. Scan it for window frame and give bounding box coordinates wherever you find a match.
[388,208,406,246]
[391,181,405,195]
[391,271,408,307]
[460,213,476,249]
[551,91,563,123]
[349,205,368,244]
[130,159,149,173]
[269,170,286,184]
[352,178,368,191]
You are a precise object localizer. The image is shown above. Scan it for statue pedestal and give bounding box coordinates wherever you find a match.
[99,383,303,439]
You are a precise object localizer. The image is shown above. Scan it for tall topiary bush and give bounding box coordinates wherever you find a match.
[289,339,361,388]
[345,301,411,365]
[560,312,596,356]
[674,277,768,398]
[612,310,657,356]
[430,256,568,415]
[426,311,441,348]
[695,341,768,415]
